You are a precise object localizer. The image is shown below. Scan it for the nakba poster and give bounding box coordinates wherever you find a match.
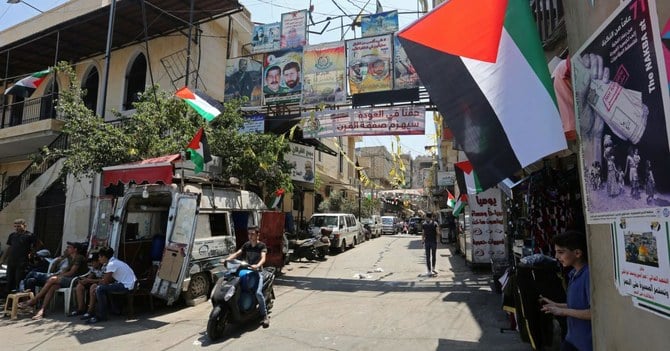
[612,216,670,319]
[467,188,505,264]
[285,142,315,184]
[263,48,302,104]
[224,58,262,106]
[280,10,308,49]
[251,23,281,53]
[573,0,670,224]
[302,42,346,106]
[393,35,421,90]
[346,34,393,94]
[360,10,398,37]
[301,106,425,138]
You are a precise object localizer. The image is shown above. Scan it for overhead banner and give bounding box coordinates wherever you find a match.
[263,48,303,104]
[286,142,315,183]
[612,216,670,319]
[574,0,670,223]
[302,42,347,105]
[361,10,399,37]
[281,10,308,49]
[302,105,425,138]
[251,23,281,53]
[224,58,262,106]
[393,35,421,90]
[467,188,505,264]
[346,34,393,94]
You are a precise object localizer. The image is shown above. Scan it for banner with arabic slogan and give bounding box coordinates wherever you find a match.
[302,42,346,105]
[302,106,425,138]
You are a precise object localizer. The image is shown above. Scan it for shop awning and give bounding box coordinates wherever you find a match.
[102,154,181,187]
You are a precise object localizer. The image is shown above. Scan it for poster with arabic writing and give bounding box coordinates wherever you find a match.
[467,188,505,264]
[612,216,670,319]
[301,106,425,138]
[360,10,398,37]
[280,10,308,49]
[302,42,346,105]
[346,34,393,94]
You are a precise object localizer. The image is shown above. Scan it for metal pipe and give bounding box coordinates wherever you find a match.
[184,0,195,87]
[100,0,117,118]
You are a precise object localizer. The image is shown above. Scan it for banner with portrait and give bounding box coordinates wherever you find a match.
[281,10,308,49]
[301,106,425,138]
[263,48,303,104]
[346,34,393,94]
[251,23,281,53]
[612,216,670,319]
[393,35,421,90]
[224,58,262,106]
[302,42,346,106]
[286,142,315,184]
[361,10,399,37]
[573,0,670,223]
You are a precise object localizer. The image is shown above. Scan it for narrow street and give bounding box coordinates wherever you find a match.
[1,235,529,351]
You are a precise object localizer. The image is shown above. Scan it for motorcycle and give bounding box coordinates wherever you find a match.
[288,236,322,261]
[207,259,276,341]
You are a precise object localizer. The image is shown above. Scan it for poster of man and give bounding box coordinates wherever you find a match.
[361,10,399,37]
[251,23,281,53]
[302,42,346,105]
[281,10,307,49]
[263,48,303,104]
[393,35,420,90]
[573,0,670,223]
[224,58,262,106]
[346,34,393,94]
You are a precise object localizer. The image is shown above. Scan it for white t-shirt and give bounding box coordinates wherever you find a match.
[104,257,137,290]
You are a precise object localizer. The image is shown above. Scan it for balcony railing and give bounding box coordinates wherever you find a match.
[531,0,566,49]
[1,93,61,129]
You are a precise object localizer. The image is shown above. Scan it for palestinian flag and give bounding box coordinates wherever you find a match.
[455,161,482,195]
[186,127,212,173]
[398,0,566,190]
[446,190,456,208]
[269,189,285,209]
[453,194,467,216]
[4,69,51,97]
[175,87,224,122]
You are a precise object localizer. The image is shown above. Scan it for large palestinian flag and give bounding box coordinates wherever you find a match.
[175,87,223,122]
[398,0,566,190]
[4,69,50,97]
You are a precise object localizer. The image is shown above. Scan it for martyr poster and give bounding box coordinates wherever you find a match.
[302,42,346,105]
[346,34,393,94]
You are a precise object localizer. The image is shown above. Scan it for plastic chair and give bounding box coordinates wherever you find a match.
[50,272,89,315]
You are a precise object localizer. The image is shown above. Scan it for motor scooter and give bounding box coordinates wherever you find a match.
[207,259,276,341]
[288,236,320,261]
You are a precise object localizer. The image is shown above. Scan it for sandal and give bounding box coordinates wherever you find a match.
[69,310,85,317]
[31,312,45,321]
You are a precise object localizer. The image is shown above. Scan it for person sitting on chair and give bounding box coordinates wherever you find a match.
[69,252,104,317]
[83,247,136,324]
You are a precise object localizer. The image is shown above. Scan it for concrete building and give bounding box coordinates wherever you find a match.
[0,0,253,252]
[356,146,393,189]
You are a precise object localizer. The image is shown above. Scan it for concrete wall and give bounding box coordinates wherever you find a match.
[564,1,670,349]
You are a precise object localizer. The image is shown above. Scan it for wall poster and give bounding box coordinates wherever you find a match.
[302,42,347,105]
[224,58,262,106]
[280,10,308,49]
[346,34,393,94]
[251,23,281,53]
[360,10,399,37]
[285,142,315,184]
[573,0,670,224]
[393,35,421,90]
[467,188,506,264]
[262,48,303,104]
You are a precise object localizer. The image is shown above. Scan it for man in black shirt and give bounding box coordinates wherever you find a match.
[223,227,269,327]
[0,218,38,292]
[422,213,439,276]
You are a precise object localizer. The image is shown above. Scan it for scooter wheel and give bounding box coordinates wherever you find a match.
[207,306,229,341]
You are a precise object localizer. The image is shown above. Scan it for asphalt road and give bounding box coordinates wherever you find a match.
[0,235,530,351]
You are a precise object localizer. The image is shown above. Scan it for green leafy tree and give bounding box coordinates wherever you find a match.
[43,62,292,193]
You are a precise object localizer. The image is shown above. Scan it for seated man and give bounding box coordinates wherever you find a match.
[70,252,104,317]
[21,242,89,320]
[23,248,59,293]
[84,247,136,324]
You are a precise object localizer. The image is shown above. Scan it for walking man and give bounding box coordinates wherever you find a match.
[1,219,38,292]
[422,213,439,276]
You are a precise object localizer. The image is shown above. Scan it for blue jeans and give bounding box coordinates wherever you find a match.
[254,271,267,317]
[23,271,50,292]
[424,241,437,272]
[95,283,129,319]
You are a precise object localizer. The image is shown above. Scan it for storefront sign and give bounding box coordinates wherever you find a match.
[467,188,506,264]
[302,106,425,138]
[285,142,315,184]
[437,171,455,187]
[240,114,264,134]
[574,0,670,224]
[612,216,670,319]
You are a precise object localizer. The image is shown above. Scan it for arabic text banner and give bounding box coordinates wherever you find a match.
[302,106,425,138]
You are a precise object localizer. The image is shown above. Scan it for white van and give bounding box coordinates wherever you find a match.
[381,216,397,235]
[90,183,287,306]
[307,213,361,252]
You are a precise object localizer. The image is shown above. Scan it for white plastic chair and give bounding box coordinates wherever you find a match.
[51,271,90,315]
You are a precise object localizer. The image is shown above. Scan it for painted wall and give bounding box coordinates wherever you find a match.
[564,1,670,349]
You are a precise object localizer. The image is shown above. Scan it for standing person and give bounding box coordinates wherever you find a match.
[540,231,592,351]
[421,213,438,276]
[85,247,136,324]
[446,212,457,244]
[222,227,270,328]
[70,252,104,317]
[0,219,38,292]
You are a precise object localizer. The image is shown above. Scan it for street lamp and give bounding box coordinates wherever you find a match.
[6,0,44,13]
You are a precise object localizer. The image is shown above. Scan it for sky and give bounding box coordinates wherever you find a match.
[0,0,435,157]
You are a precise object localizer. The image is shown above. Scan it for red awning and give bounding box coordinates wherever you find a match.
[102,154,181,187]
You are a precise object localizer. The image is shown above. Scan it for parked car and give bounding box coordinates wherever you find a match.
[361,218,381,238]
[380,216,398,235]
[308,213,362,253]
[408,217,423,234]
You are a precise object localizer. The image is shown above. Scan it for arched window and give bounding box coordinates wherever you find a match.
[41,79,59,119]
[124,53,147,110]
[82,66,99,112]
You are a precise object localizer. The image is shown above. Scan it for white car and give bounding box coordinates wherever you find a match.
[308,213,362,253]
